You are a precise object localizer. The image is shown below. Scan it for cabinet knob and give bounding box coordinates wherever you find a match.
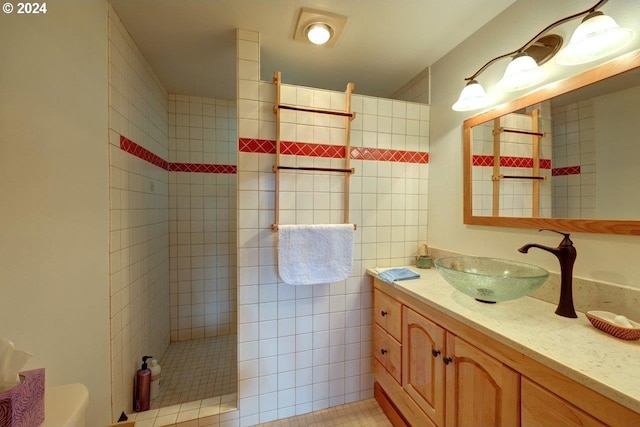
[432,349,441,358]
[380,310,388,317]
[443,356,453,365]
[380,348,388,355]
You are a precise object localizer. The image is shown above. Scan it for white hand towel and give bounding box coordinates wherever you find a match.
[278,224,354,285]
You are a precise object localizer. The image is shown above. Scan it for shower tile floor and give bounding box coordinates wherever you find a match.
[150,334,237,409]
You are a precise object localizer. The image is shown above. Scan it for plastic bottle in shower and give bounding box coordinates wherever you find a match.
[135,355,152,412]
[149,358,161,400]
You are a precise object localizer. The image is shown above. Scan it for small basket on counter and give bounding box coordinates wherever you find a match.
[586,311,640,341]
[415,244,433,269]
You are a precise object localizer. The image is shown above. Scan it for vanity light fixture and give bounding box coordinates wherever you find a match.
[555,11,635,65]
[452,0,634,111]
[293,8,347,48]
[452,79,491,112]
[496,52,545,92]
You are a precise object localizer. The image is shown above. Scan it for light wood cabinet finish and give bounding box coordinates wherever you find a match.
[374,289,403,341]
[372,278,640,427]
[521,378,605,427]
[402,306,446,426]
[373,323,402,384]
[445,334,520,427]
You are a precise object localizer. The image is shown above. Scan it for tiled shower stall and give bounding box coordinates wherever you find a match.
[168,95,237,342]
[108,8,237,419]
[107,8,431,423]
[108,7,171,418]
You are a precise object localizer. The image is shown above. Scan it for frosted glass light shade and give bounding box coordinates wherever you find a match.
[556,12,635,65]
[452,80,490,112]
[306,23,332,45]
[496,54,545,92]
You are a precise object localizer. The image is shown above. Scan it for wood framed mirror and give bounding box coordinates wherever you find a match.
[463,49,640,235]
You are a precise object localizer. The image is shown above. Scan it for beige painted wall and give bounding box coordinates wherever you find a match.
[0,2,111,425]
[429,0,640,288]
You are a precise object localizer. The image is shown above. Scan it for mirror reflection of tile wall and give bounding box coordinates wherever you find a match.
[471,101,552,218]
[551,100,595,219]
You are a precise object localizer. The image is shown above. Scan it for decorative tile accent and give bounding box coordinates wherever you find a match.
[238,138,276,154]
[168,163,237,174]
[281,141,346,159]
[472,155,493,167]
[238,138,429,164]
[120,135,169,170]
[552,165,581,176]
[120,135,236,174]
[473,155,551,169]
[350,147,429,163]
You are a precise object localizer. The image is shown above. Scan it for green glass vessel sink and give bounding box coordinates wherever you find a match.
[434,256,549,303]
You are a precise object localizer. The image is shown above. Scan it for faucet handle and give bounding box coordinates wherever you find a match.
[539,229,573,246]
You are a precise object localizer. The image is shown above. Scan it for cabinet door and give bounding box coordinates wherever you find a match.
[445,334,520,427]
[521,378,605,427]
[402,307,446,426]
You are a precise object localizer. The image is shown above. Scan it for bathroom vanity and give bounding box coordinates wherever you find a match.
[368,268,640,427]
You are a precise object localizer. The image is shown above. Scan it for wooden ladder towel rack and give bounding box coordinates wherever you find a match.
[491,109,544,217]
[271,71,356,231]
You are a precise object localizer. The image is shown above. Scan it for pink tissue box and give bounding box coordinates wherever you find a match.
[0,369,45,427]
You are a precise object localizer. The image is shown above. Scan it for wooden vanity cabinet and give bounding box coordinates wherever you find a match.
[372,280,640,427]
[445,334,520,427]
[521,378,605,427]
[375,289,519,427]
[402,306,446,426]
[373,288,403,385]
[402,305,519,427]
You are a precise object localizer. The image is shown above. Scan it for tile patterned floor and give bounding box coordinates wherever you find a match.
[254,398,393,427]
[151,334,237,409]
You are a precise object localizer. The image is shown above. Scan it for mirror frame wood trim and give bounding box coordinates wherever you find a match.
[463,49,640,236]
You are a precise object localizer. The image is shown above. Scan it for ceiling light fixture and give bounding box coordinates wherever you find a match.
[293,8,347,48]
[305,23,333,45]
[452,0,634,111]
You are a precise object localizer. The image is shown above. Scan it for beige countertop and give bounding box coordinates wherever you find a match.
[367,266,640,414]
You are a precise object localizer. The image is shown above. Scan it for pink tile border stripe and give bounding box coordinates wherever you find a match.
[473,155,551,169]
[238,138,429,164]
[120,135,237,174]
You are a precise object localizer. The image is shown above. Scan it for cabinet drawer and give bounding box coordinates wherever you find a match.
[374,289,402,341]
[373,323,402,384]
[522,378,605,427]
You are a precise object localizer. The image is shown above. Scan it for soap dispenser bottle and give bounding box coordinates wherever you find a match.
[135,355,153,412]
[149,358,161,400]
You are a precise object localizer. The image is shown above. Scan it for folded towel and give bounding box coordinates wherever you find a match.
[378,268,421,284]
[278,224,354,285]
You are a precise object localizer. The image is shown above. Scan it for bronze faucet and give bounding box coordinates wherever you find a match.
[518,229,577,318]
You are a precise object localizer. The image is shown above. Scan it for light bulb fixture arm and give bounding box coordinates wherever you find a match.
[464,0,608,81]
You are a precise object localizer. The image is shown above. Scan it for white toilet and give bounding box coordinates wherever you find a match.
[41,383,89,427]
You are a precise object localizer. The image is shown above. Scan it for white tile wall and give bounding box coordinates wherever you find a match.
[109,7,170,420]
[168,95,238,341]
[551,99,596,219]
[236,29,430,426]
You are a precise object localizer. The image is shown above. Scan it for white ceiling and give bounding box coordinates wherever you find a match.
[109,0,516,100]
